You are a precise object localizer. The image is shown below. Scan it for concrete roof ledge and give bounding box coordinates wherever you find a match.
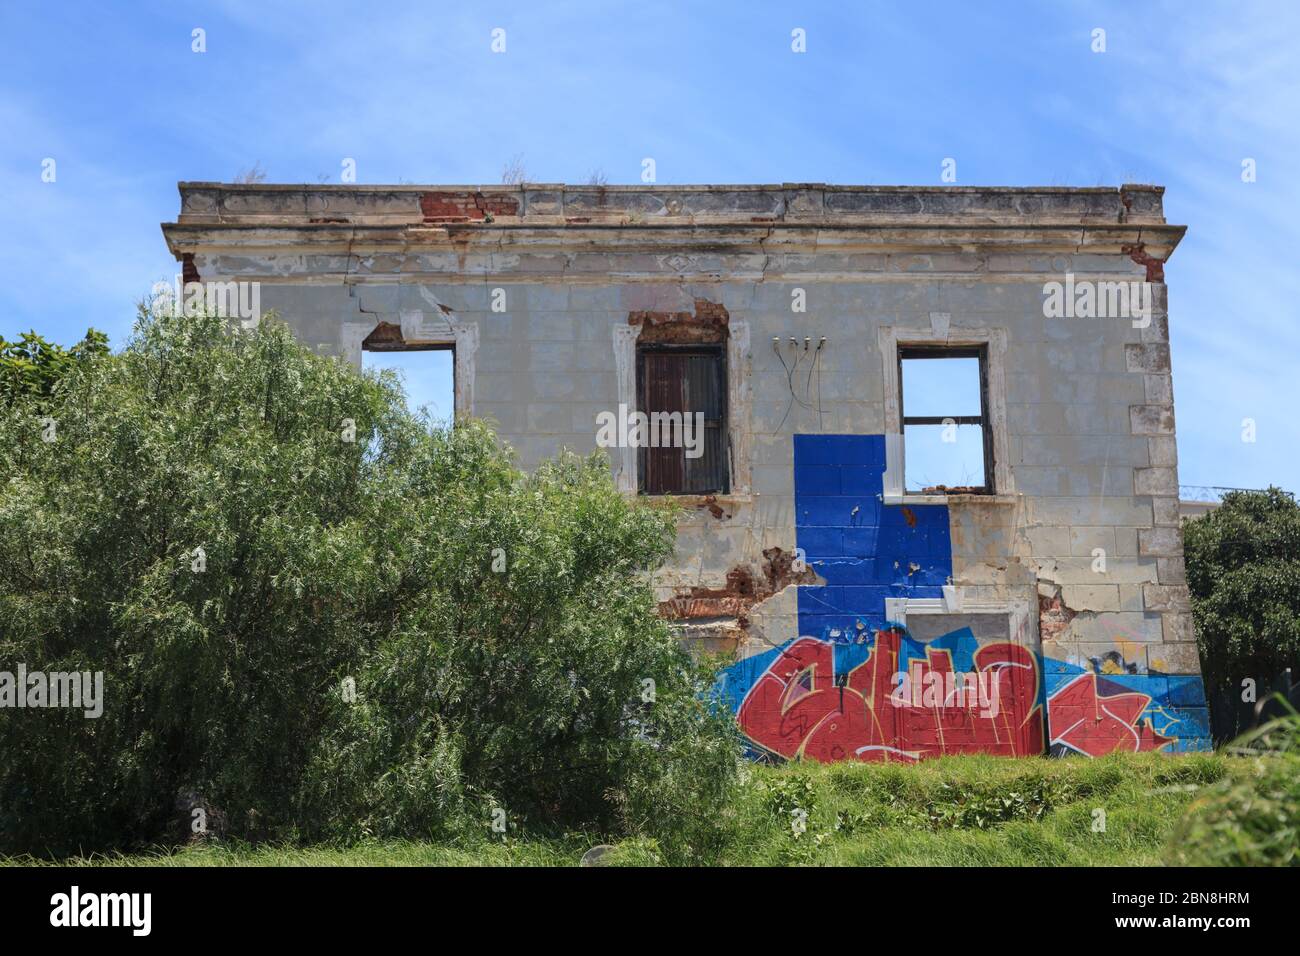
[171,181,1171,227]
[163,182,1185,264]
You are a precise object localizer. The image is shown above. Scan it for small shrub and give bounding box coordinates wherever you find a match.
[925,778,1066,831]
[760,773,819,821]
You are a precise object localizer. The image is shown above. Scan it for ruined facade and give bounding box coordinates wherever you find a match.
[162,182,1209,758]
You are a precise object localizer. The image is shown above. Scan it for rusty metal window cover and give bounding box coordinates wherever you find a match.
[898,344,993,494]
[636,344,729,495]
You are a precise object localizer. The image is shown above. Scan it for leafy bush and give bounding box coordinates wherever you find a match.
[296,445,741,860]
[1184,487,1300,706]
[0,307,739,858]
[759,774,819,821]
[1167,711,1300,866]
[0,328,108,407]
[923,778,1067,831]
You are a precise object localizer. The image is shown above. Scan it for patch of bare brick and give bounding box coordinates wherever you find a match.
[1121,243,1166,282]
[659,547,820,624]
[1038,591,1078,642]
[420,191,520,223]
[632,298,730,345]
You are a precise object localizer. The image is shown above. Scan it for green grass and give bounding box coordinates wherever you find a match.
[719,751,1236,866]
[3,752,1246,867]
[2,840,586,867]
[1167,715,1300,866]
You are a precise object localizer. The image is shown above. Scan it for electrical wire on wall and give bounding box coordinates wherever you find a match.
[810,336,825,430]
[774,335,826,431]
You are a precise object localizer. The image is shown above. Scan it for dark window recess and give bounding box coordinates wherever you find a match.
[898,345,993,494]
[637,346,728,495]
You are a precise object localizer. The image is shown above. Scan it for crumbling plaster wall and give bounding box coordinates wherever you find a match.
[164,183,1205,753]
[197,265,1184,669]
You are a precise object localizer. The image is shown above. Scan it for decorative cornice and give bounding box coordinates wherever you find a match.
[162,182,1185,272]
[170,181,1172,224]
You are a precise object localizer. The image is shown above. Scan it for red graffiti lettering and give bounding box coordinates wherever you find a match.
[1046,673,1173,756]
[736,630,1044,762]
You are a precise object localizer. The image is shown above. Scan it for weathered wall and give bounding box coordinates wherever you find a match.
[163,182,1209,757]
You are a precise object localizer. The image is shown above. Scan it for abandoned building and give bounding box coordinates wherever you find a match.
[162,181,1209,759]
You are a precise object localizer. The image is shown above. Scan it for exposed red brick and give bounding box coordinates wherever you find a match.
[360,321,404,349]
[698,495,728,519]
[181,252,200,285]
[420,191,520,223]
[658,547,820,624]
[658,595,753,621]
[1038,591,1077,642]
[1121,243,1166,283]
[632,298,730,344]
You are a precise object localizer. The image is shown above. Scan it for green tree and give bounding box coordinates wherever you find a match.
[0,328,108,406]
[1184,487,1300,710]
[0,306,738,858]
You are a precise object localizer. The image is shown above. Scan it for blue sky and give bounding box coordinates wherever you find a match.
[363,349,455,423]
[1,0,1295,492]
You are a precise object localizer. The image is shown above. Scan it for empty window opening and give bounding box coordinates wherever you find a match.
[899,346,991,494]
[362,324,455,424]
[637,345,728,495]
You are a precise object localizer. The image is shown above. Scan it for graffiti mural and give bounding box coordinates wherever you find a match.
[1044,664,1211,755]
[1046,673,1173,755]
[711,433,1211,761]
[721,626,1043,762]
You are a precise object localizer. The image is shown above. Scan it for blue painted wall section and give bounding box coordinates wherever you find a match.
[793,434,951,642]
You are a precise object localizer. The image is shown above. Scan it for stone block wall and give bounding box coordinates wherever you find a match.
[163,181,1209,757]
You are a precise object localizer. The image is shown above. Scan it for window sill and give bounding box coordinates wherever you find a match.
[885,492,1017,507]
[633,492,754,514]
